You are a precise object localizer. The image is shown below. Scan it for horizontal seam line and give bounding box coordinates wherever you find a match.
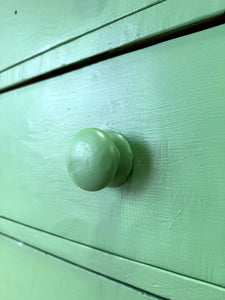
[1,215,224,290]
[0,231,169,300]
[0,12,225,95]
[0,0,165,73]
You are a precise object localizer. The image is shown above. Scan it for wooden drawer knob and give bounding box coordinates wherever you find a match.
[66,128,133,191]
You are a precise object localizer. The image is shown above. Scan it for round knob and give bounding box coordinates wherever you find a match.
[66,128,133,191]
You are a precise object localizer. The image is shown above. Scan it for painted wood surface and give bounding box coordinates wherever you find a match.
[1,217,224,300]
[0,24,225,287]
[0,234,160,300]
[1,0,225,91]
[0,0,162,72]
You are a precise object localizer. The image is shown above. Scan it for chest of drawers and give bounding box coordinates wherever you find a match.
[0,1,225,299]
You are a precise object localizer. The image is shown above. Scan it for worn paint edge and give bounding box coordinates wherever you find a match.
[0,217,224,300]
[0,0,225,91]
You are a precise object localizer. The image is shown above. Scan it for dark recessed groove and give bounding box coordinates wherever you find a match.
[0,13,224,95]
[0,232,169,300]
[1,215,225,290]
[0,0,165,74]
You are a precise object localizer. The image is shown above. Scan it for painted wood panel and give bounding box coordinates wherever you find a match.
[0,234,160,300]
[1,0,225,90]
[0,0,162,72]
[0,24,224,286]
[1,218,224,300]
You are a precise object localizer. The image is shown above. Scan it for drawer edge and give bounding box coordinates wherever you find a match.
[0,233,162,300]
[1,0,225,92]
[0,217,224,300]
[0,0,164,73]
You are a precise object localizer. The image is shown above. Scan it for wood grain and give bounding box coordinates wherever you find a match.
[0,217,224,300]
[0,24,224,286]
[0,234,159,300]
[1,0,225,90]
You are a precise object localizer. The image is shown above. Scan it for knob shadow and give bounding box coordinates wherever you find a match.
[115,136,153,194]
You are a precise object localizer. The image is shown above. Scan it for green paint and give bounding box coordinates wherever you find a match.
[1,0,225,90]
[0,0,161,72]
[67,128,119,191]
[0,24,224,288]
[0,234,159,300]
[1,218,225,300]
[66,128,133,191]
[107,131,134,187]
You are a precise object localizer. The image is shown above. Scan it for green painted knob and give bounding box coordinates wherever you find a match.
[66,128,133,191]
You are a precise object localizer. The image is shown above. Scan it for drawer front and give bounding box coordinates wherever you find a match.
[0,0,160,71]
[0,24,225,286]
[0,234,158,300]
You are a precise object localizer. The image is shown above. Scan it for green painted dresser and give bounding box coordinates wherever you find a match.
[0,1,225,299]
